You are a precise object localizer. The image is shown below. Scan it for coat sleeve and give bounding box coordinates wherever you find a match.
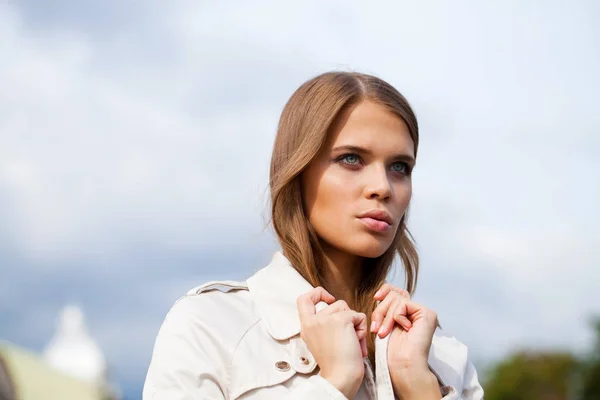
[280,375,347,399]
[143,296,349,400]
[438,360,484,400]
[460,359,484,399]
[142,296,229,400]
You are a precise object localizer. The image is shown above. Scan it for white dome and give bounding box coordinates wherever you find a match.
[43,304,107,384]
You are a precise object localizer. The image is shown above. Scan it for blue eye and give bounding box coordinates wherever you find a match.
[342,154,360,165]
[391,162,407,173]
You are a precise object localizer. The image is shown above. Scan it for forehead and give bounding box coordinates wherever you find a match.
[327,100,414,155]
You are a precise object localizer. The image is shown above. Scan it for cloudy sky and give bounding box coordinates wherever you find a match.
[1,0,599,397]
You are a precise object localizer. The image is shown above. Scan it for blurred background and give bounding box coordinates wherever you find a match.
[1,0,599,399]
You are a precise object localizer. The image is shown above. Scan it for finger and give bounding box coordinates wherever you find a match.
[360,337,368,358]
[374,283,393,301]
[297,287,335,323]
[352,312,368,341]
[370,291,397,333]
[374,283,410,301]
[404,300,438,325]
[318,300,350,315]
[378,301,399,338]
[393,313,412,331]
[341,311,368,340]
[341,311,368,357]
[379,300,410,338]
[354,313,368,341]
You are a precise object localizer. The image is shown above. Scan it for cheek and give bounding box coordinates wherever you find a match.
[318,173,354,204]
[305,169,357,223]
[394,181,412,211]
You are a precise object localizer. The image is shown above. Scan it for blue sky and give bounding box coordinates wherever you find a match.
[1,1,599,398]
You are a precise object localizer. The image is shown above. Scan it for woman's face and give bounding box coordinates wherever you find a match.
[301,100,415,259]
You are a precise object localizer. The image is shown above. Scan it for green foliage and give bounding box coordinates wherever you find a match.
[579,318,600,400]
[483,317,600,400]
[483,351,579,400]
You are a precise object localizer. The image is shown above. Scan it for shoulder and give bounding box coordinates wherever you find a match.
[431,327,469,359]
[428,328,475,389]
[159,280,261,348]
[145,280,266,399]
[186,280,250,296]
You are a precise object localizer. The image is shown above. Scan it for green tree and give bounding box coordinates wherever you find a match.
[579,318,600,400]
[483,351,579,400]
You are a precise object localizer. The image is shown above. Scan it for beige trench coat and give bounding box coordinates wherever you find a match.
[143,252,484,399]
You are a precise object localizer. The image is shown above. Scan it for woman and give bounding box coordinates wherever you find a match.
[143,72,484,399]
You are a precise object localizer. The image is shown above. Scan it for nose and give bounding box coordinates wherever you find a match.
[363,165,392,200]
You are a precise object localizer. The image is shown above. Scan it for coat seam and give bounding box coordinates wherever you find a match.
[226,316,263,394]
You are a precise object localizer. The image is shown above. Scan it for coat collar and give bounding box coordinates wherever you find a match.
[246,252,459,397]
[246,251,328,341]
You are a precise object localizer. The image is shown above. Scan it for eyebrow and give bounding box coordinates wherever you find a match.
[331,145,415,165]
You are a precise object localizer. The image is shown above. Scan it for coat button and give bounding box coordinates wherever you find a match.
[275,361,290,372]
[299,356,310,365]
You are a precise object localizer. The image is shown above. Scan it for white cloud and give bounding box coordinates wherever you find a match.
[1,0,599,381]
[0,3,282,261]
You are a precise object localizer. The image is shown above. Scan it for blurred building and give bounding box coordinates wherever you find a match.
[0,305,119,400]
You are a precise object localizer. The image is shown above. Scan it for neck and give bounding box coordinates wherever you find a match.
[320,244,364,309]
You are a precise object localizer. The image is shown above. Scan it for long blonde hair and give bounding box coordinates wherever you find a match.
[269,71,419,364]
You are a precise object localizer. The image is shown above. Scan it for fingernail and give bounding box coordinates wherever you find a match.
[370,321,378,332]
[374,290,382,298]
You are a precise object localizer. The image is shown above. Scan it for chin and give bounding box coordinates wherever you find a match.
[348,236,392,259]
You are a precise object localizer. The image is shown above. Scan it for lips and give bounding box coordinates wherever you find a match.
[358,209,393,225]
[357,209,393,232]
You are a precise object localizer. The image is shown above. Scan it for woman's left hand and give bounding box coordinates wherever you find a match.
[371,284,441,399]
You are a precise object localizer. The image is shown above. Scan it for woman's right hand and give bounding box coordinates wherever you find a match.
[297,287,367,399]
